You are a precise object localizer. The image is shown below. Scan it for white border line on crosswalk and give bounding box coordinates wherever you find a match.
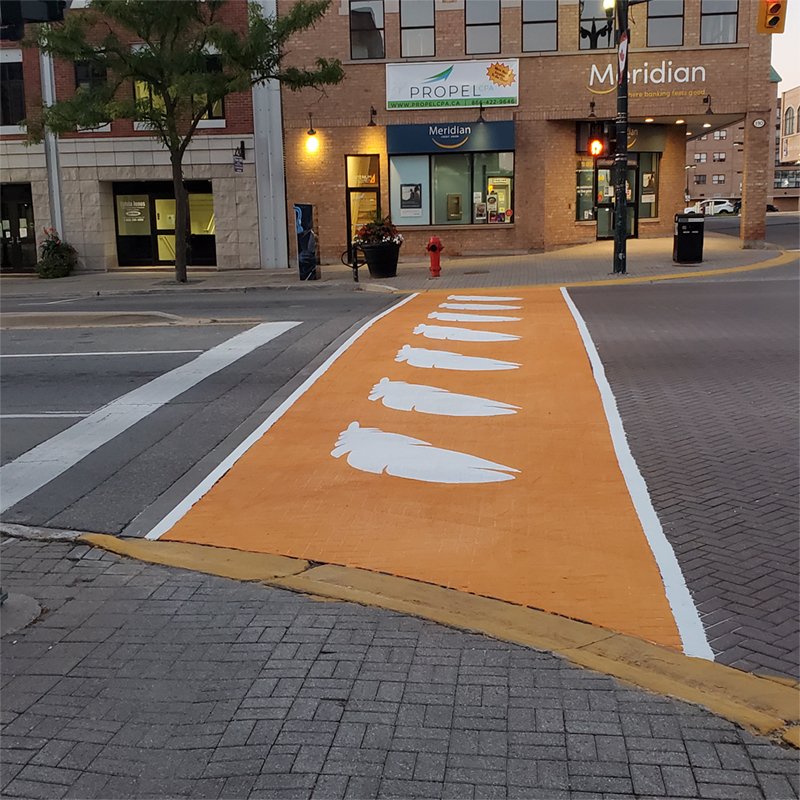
[561,287,714,661]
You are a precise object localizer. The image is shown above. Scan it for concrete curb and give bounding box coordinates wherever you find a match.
[78,534,800,748]
[0,311,185,329]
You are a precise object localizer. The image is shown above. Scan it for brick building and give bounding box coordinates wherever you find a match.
[0,1,779,272]
[0,1,281,273]
[280,0,777,263]
[774,84,800,211]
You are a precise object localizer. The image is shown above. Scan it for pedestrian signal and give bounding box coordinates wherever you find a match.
[756,0,787,33]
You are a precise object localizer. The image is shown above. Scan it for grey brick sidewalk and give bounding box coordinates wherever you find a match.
[570,277,800,680]
[2,538,797,800]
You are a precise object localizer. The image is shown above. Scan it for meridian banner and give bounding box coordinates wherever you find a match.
[386,60,520,110]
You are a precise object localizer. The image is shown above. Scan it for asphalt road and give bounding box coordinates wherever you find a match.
[703,210,799,250]
[0,289,395,535]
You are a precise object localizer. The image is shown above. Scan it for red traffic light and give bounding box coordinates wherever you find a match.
[589,137,605,157]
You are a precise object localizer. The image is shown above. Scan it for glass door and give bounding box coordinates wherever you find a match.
[154,197,176,264]
[0,183,36,272]
[345,155,380,263]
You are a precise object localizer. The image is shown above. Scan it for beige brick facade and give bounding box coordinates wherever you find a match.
[280,0,774,264]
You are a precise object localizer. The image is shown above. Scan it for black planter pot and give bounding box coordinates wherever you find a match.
[361,241,400,279]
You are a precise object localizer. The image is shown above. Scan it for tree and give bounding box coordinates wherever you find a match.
[30,0,343,282]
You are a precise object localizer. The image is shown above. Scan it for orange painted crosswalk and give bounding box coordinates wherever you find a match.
[161,288,682,649]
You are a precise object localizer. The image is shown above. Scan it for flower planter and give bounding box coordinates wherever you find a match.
[361,241,400,279]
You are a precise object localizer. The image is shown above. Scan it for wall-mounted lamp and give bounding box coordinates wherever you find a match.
[367,105,377,126]
[588,100,596,119]
[305,113,319,154]
[233,140,245,159]
[703,94,714,115]
[477,102,486,123]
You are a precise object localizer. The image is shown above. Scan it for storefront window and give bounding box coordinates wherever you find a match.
[391,151,514,226]
[575,159,595,221]
[473,152,514,223]
[638,152,659,218]
[189,194,215,235]
[116,195,151,236]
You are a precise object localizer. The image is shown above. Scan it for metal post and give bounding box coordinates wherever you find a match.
[39,49,63,237]
[612,0,628,274]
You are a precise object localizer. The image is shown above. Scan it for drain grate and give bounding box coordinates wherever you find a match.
[463,270,490,275]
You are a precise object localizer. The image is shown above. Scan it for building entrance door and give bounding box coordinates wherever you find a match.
[1,183,36,273]
[595,163,638,240]
[344,154,380,263]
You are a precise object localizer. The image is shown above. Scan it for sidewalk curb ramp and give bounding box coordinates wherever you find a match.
[79,534,800,749]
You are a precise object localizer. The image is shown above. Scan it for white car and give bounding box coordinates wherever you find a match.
[684,199,736,215]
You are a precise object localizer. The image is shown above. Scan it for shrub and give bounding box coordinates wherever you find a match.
[36,227,78,279]
[353,215,403,246]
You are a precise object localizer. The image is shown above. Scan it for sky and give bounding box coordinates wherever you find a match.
[771,5,799,94]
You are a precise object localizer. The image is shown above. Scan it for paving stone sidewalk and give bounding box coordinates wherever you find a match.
[1,538,797,800]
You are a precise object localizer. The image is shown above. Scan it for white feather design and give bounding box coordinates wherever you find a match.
[413,324,520,343]
[429,311,521,323]
[439,303,521,311]
[331,422,519,484]
[448,295,522,302]
[369,378,519,417]
[395,345,520,371]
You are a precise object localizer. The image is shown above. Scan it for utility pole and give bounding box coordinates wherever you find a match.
[604,0,629,274]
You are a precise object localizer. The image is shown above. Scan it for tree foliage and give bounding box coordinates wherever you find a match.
[30,0,343,282]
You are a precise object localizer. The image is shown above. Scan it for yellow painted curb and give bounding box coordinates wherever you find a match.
[79,534,309,581]
[80,537,800,746]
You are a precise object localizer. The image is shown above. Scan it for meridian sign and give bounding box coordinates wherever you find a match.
[386,60,519,110]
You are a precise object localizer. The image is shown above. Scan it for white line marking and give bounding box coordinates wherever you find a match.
[440,303,522,311]
[413,324,520,343]
[17,297,86,306]
[1,413,89,419]
[0,350,203,359]
[144,294,420,540]
[429,311,521,323]
[396,345,520,372]
[560,287,713,661]
[0,321,300,514]
[369,378,519,417]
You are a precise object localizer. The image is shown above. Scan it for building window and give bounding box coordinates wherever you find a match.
[638,152,660,218]
[713,129,727,140]
[775,169,800,188]
[465,0,500,55]
[390,151,514,225]
[700,134,708,140]
[522,0,557,52]
[192,55,224,120]
[74,61,106,91]
[350,0,385,60]
[647,0,683,47]
[576,159,595,221]
[579,0,614,50]
[694,153,707,163]
[694,174,707,184]
[713,152,726,162]
[400,0,434,57]
[0,59,25,127]
[712,174,725,184]
[700,0,737,45]
[784,106,795,136]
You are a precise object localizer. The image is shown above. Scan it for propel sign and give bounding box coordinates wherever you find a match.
[756,0,787,33]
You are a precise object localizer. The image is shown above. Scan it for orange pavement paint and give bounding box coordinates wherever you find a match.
[163,288,681,649]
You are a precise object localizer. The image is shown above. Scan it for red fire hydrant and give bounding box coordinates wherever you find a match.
[426,236,443,278]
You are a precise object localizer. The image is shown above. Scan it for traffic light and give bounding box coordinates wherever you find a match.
[588,123,606,158]
[756,0,787,34]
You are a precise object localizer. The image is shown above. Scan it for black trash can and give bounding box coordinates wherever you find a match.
[673,213,704,264]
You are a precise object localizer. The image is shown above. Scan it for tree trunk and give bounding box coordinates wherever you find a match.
[171,152,189,283]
